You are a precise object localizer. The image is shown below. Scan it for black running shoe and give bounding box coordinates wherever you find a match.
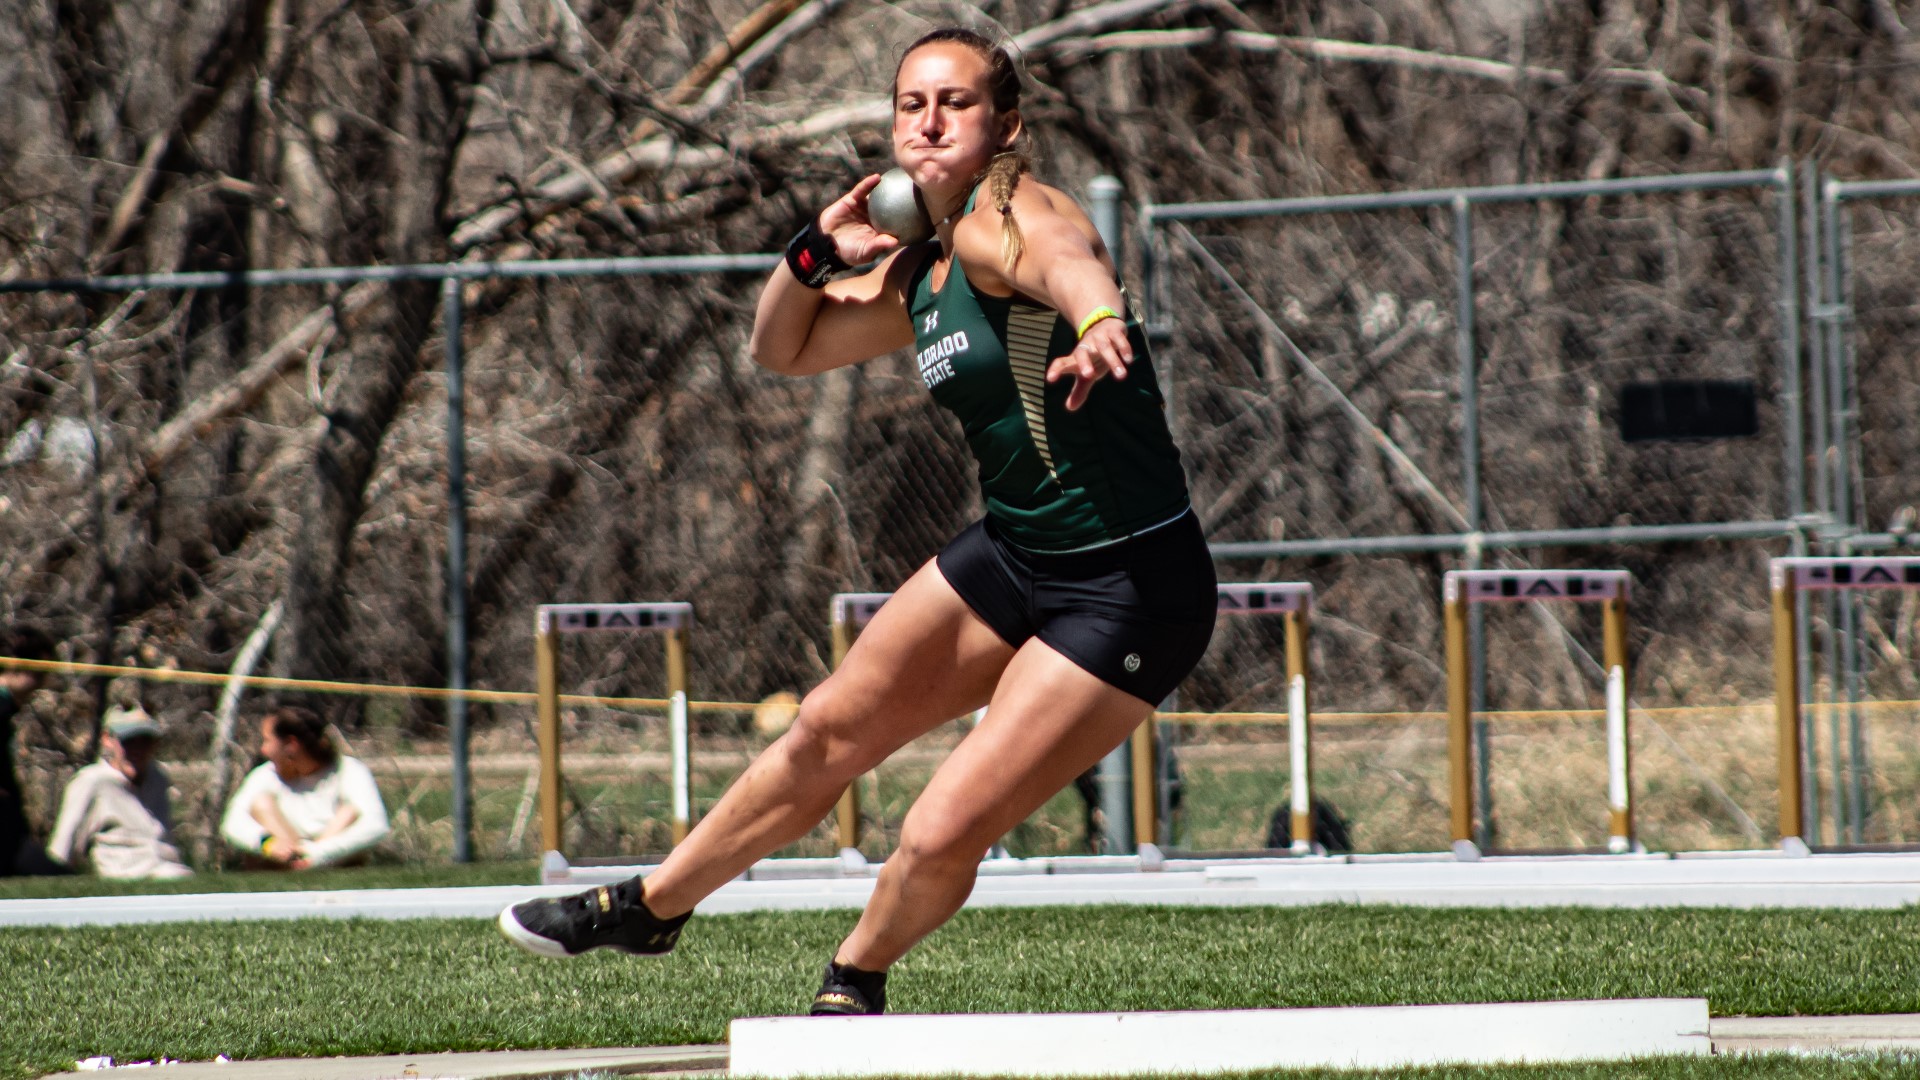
[809,961,887,1016]
[496,878,689,958]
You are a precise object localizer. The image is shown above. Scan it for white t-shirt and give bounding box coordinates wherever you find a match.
[47,761,192,879]
[220,756,390,866]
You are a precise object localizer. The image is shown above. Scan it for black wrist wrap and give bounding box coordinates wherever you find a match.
[785,216,849,288]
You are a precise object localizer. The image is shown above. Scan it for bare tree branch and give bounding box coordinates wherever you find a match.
[1051,27,1710,109]
[452,0,1210,250]
[137,282,380,478]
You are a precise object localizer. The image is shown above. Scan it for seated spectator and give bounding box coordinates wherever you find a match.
[221,705,389,869]
[1,627,71,877]
[47,704,192,879]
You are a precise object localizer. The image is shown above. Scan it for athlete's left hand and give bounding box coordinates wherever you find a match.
[1047,317,1131,412]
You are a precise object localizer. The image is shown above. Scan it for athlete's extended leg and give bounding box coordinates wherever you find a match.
[641,560,1014,916]
[833,640,1155,972]
[499,558,1015,958]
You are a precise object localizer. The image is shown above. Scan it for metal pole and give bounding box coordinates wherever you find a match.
[1804,166,1838,845]
[1782,166,1815,841]
[1775,160,1804,520]
[1089,175,1124,265]
[1835,202,1870,843]
[1820,181,1862,843]
[1090,175,1136,855]
[1455,196,1492,848]
[441,277,472,863]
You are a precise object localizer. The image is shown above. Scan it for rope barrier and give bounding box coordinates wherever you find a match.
[4,655,1915,725]
[0,656,762,713]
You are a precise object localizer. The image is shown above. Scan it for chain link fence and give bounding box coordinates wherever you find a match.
[3,165,1916,868]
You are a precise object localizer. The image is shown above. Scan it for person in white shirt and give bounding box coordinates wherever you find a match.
[48,704,192,879]
[220,705,389,869]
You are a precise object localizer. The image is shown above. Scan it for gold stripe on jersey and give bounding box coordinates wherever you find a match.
[1005,301,1060,481]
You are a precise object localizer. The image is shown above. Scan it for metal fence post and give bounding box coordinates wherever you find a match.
[1819,179,1864,843]
[441,275,472,863]
[1776,159,1804,521]
[1088,174,1137,854]
[1453,195,1492,847]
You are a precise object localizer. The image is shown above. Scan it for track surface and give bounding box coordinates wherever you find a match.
[6,850,1920,927]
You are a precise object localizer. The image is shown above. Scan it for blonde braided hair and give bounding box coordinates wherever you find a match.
[985,151,1030,269]
[894,28,1033,270]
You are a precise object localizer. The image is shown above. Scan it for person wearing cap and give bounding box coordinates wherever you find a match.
[220,704,389,869]
[46,704,192,879]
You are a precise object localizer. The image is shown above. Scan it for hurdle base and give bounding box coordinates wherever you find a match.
[729,998,1711,1077]
[1780,836,1811,857]
[1451,839,1482,862]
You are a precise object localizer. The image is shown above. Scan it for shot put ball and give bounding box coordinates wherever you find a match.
[868,168,935,244]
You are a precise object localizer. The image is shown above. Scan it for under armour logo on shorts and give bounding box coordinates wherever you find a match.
[1123,653,1142,673]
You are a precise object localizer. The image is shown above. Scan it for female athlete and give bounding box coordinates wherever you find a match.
[501,27,1217,1016]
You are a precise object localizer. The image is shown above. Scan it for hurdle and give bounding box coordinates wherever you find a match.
[533,602,693,858]
[1772,556,1920,853]
[1444,570,1632,859]
[1209,583,1315,852]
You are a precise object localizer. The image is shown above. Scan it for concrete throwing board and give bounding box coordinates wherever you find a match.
[728,998,1711,1077]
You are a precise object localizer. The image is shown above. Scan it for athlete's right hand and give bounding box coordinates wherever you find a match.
[818,175,904,266]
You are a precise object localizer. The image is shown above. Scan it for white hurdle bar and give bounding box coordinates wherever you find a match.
[1771,557,1920,853]
[1216,583,1314,852]
[533,601,694,856]
[1444,570,1632,859]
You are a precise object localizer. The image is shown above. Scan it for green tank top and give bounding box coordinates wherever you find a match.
[904,224,1191,553]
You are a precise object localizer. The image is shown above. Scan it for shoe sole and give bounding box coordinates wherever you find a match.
[495,904,673,959]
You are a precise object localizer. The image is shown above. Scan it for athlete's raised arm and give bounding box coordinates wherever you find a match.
[959,181,1133,411]
[750,176,922,378]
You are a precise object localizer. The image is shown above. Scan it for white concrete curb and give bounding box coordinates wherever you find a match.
[728,998,1712,1077]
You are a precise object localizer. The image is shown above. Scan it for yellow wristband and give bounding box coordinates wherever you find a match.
[1075,306,1120,339]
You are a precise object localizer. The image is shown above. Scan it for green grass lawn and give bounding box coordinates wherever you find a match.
[5,905,1920,1079]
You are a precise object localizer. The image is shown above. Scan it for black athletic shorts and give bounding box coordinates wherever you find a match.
[936,510,1218,705]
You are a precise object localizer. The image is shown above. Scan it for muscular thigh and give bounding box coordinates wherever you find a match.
[803,556,1016,760]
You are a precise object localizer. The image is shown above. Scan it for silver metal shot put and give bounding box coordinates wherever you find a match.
[868,168,934,244]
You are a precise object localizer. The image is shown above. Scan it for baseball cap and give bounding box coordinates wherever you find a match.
[104,704,161,740]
